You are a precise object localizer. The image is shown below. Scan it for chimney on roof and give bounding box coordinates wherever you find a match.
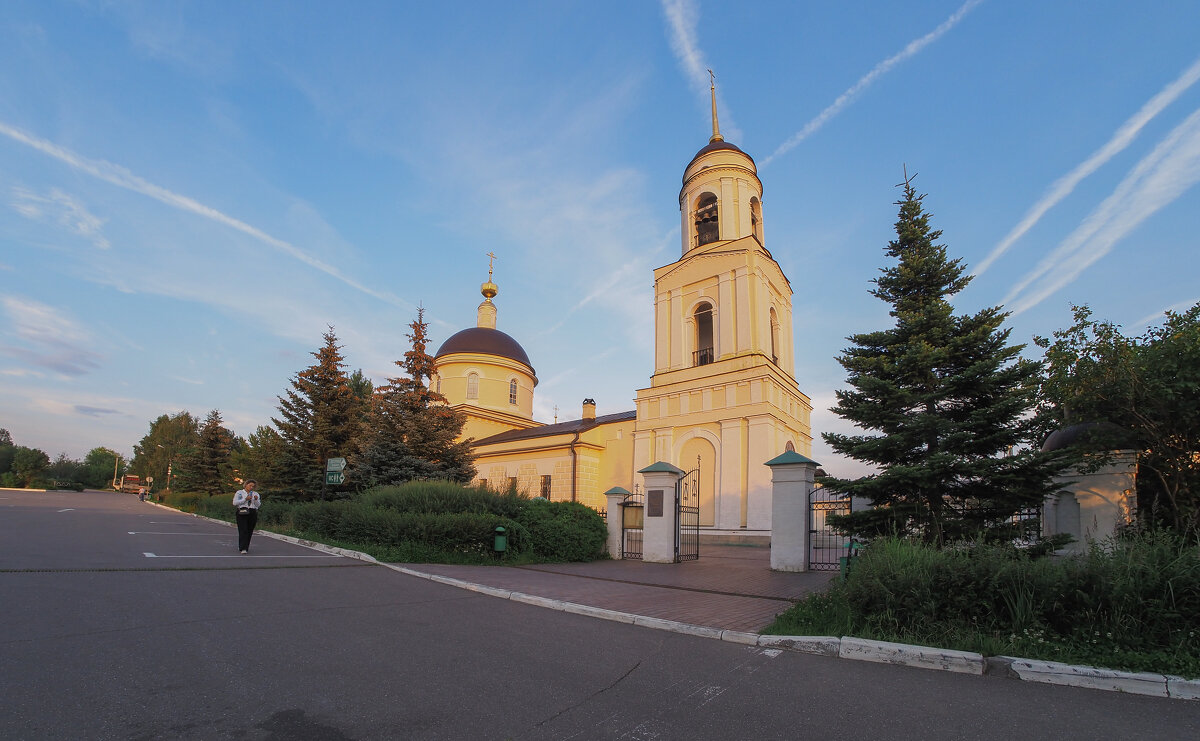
[582,398,596,420]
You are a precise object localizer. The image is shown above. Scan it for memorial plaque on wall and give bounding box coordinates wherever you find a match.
[647,490,664,517]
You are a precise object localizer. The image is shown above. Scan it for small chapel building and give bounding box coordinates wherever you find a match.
[432,95,813,541]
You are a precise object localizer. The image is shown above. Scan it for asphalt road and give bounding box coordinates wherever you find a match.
[1,489,1196,740]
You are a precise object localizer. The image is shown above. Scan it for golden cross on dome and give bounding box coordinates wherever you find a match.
[486,251,497,280]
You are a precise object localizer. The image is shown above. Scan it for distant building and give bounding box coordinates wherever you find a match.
[432,93,812,541]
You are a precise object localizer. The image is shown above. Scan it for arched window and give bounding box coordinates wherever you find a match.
[435,375,442,395]
[466,373,479,400]
[785,441,795,453]
[769,307,780,365]
[694,193,719,247]
[694,302,714,366]
[509,379,518,405]
[750,197,763,243]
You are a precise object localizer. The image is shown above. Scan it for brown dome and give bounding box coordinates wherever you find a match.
[435,327,534,373]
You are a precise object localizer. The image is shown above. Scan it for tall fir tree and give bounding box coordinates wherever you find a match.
[231,425,287,492]
[273,327,362,498]
[823,175,1064,546]
[357,308,475,487]
[179,409,236,495]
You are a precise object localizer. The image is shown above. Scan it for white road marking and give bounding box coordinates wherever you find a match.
[761,648,782,658]
[140,551,338,556]
[58,508,75,512]
[128,531,224,535]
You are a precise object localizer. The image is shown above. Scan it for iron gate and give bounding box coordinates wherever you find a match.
[809,486,851,570]
[620,489,644,560]
[675,461,700,562]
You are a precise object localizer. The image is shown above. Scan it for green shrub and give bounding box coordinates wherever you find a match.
[164,491,206,512]
[515,499,607,561]
[767,532,1200,677]
[360,480,526,518]
[156,480,608,566]
[291,501,355,537]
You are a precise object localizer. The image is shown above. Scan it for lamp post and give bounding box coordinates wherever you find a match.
[156,444,174,494]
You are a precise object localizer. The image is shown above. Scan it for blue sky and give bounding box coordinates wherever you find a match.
[1,1,1198,477]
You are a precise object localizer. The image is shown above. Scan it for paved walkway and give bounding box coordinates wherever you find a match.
[397,544,835,632]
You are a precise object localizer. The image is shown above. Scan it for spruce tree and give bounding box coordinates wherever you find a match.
[183,409,236,495]
[273,327,361,498]
[823,175,1063,546]
[357,308,475,487]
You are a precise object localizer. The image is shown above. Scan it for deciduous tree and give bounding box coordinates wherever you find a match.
[131,412,200,490]
[1036,302,1200,533]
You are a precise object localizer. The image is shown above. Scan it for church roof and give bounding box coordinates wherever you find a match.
[685,140,755,173]
[474,410,637,446]
[435,327,534,373]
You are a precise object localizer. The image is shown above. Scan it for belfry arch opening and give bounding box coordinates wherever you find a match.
[694,302,714,366]
[694,193,719,247]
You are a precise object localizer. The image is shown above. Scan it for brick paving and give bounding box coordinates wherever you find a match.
[396,545,835,633]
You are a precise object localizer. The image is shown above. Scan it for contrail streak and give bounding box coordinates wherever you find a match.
[976,54,1200,276]
[1007,106,1200,315]
[0,120,407,308]
[763,0,983,167]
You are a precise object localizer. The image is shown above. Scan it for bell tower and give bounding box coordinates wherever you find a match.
[633,76,812,537]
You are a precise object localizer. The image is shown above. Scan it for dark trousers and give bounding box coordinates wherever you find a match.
[236,509,258,551]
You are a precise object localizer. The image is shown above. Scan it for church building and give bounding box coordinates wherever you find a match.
[432,89,813,540]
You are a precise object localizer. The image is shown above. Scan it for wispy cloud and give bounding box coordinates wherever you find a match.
[661,0,740,142]
[762,0,983,167]
[1132,297,1200,329]
[1007,106,1200,316]
[10,185,110,248]
[0,120,405,307]
[976,54,1200,276]
[74,405,122,417]
[0,296,103,375]
[537,229,673,337]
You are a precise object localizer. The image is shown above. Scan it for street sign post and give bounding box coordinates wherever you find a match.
[325,471,346,486]
[326,457,347,472]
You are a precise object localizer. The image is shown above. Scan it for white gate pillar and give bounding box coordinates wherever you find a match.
[603,486,631,559]
[638,462,685,563]
[766,450,820,572]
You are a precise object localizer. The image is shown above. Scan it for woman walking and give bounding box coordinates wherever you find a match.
[232,480,261,554]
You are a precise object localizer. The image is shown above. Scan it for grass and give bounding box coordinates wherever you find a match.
[765,533,1200,679]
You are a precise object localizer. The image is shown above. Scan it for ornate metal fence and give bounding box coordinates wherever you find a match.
[620,490,644,560]
[809,486,851,570]
[675,462,700,562]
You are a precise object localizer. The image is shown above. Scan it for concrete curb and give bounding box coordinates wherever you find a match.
[144,503,1199,701]
[990,656,1200,699]
[839,637,984,675]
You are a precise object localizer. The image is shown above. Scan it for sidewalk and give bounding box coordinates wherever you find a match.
[396,544,834,632]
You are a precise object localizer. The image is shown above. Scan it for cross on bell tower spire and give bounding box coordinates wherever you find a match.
[708,69,723,143]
